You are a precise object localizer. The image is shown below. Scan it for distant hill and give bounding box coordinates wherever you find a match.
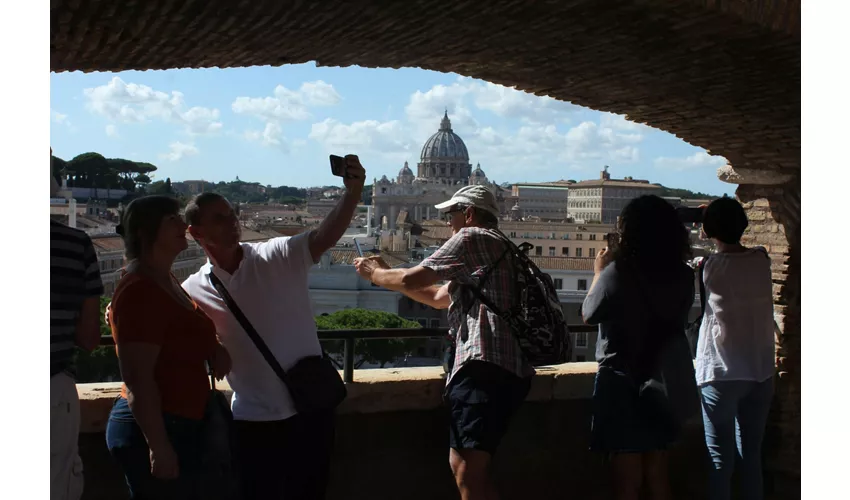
[658,185,718,200]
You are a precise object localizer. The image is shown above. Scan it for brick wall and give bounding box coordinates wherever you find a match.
[736,180,801,491]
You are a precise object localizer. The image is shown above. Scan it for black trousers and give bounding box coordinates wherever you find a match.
[233,411,336,500]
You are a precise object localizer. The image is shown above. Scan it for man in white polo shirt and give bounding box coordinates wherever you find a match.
[181,155,365,500]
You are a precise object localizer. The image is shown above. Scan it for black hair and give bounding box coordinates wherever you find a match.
[184,192,229,226]
[702,196,748,244]
[613,194,691,273]
[117,195,181,260]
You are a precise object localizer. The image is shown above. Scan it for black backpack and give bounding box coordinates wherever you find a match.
[464,229,572,366]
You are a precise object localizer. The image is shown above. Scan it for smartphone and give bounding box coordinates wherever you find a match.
[676,206,704,224]
[605,232,620,252]
[330,155,347,178]
[353,238,364,257]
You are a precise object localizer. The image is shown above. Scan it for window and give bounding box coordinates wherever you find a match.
[430,319,440,328]
[510,231,517,238]
[576,233,583,240]
[548,247,555,256]
[535,246,542,256]
[562,247,569,256]
[578,279,587,291]
[554,278,563,290]
[576,332,588,348]
[417,319,428,327]
[576,248,583,257]
[589,234,597,241]
[589,248,596,258]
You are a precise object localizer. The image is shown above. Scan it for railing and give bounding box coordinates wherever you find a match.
[98,324,599,383]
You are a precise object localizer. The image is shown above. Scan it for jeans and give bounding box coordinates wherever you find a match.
[700,378,774,500]
[105,397,205,500]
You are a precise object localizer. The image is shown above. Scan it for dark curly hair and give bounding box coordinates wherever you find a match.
[613,195,692,274]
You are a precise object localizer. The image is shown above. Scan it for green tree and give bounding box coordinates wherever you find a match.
[315,309,424,368]
[73,297,120,383]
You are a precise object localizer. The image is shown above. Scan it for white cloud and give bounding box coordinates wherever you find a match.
[83,77,223,135]
[105,124,119,138]
[309,80,651,182]
[160,141,199,162]
[232,81,342,122]
[51,109,69,125]
[299,80,342,106]
[235,81,343,151]
[245,122,289,151]
[309,118,413,163]
[654,151,727,171]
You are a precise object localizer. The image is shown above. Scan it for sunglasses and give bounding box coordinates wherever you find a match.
[443,205,469,221]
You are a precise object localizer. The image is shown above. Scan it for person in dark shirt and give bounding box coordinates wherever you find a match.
[50,148,104,500]
[582,195,694,500]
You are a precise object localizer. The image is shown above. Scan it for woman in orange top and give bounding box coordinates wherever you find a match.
[105,196,231,500]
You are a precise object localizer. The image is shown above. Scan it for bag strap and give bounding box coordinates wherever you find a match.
[208,272,290,387]
[460,233,532,349]
[697,255,710,318]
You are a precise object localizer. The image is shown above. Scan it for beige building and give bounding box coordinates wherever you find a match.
[566,166,662,224]
[417,220,614,259]
[508,182,571,221]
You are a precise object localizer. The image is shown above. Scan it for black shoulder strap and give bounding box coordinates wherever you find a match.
[208,272,290,386]
[697,255,710,318]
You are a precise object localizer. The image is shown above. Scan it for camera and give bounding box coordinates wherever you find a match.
[676,206,704,224]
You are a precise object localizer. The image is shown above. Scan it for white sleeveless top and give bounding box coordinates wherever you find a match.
[695,247,776,386]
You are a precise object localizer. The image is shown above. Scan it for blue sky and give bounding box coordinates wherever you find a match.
[50,63,733,195]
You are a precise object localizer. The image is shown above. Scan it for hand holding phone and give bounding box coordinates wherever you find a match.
[330,155,347,178]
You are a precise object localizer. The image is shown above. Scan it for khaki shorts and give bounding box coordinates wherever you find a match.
[51,373,84,500]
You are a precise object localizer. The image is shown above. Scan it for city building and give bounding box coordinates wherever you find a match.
[508,182,571,221]
[371,112,508,230]
[417,220,614,259]
[566,166,662,224]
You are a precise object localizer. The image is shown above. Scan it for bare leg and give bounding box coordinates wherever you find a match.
[610,453,643,500]
[644,450,673,500]
[449,448,497,500]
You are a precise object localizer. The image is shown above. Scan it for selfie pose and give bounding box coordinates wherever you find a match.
[180,155,364,500]
[106,196,232,500]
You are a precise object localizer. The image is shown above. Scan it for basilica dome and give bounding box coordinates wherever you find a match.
[420,112,469,161]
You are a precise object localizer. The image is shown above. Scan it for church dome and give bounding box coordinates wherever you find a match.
[420,112,469,161]
[472,163,486,177]
[398,161,413,176]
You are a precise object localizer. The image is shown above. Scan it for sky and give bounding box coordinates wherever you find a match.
[49,62,733,196]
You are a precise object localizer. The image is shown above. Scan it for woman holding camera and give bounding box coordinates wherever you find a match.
[582,195,694,500]
[105,196,231,500]
[696,197,775,500]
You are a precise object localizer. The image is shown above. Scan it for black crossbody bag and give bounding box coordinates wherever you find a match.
[208,273,347,415]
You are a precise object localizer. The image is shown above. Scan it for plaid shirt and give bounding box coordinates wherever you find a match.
[420,226,534,385]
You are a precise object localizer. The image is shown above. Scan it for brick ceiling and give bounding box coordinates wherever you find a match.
[50,0,800,177]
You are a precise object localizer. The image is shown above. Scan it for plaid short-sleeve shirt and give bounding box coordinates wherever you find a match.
[420,226,534,385]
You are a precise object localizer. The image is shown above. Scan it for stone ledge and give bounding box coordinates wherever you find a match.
[77,363,599,433]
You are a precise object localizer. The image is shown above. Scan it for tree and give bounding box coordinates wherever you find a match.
[315,309,424,368]
[73,297,120,383]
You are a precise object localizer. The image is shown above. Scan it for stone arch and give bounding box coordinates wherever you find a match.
[50,0,800,491]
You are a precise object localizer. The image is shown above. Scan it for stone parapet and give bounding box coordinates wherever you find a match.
[77,363,600,434]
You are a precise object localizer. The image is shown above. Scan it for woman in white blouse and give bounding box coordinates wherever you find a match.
[696,197,775,500]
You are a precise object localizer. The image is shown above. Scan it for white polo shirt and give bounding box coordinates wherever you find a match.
[182,232,320,421]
